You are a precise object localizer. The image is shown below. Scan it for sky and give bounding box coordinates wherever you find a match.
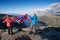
[0,0,60,14]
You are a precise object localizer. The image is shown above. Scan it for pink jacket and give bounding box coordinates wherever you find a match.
[3,18,12,27]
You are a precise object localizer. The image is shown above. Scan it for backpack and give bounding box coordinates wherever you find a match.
[23,19,31,27]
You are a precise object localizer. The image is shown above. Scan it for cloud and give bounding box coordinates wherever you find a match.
[29,2,60,15]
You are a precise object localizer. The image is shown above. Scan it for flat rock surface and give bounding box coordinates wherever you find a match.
[0,29,48,40]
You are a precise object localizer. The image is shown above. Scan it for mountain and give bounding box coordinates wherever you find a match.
[0,13,17,21]
[0,13,17,17]
[30,3,60,16]
[37,14,60,27]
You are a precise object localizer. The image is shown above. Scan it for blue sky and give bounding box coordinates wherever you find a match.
[0,0,60,14]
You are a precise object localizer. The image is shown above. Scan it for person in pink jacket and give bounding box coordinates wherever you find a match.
[3,15,13,35]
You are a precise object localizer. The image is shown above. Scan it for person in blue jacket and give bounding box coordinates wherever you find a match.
[30,14,37,34]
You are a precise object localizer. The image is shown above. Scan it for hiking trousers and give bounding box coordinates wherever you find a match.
[30,24,37,33]
[7,27,13,35]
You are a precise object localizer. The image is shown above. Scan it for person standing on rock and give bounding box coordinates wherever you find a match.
[3,15,14,35]
[30,14,37,34]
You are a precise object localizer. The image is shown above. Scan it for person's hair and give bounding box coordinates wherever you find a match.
[34,14,36,16]
[4,15,11,19]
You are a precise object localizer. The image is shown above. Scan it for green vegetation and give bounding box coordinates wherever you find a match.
[37,14,60,27]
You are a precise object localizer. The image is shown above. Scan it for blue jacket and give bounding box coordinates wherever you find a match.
[31,15,37,25]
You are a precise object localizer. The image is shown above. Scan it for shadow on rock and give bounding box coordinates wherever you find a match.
[40,27,60,40]
[15,34,32,40]
[12,22,27,34]
[37,21,47,26]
